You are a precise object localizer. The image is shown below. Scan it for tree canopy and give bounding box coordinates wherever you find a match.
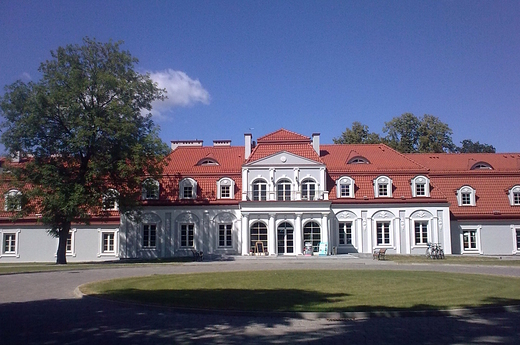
[0,37,169,264]
[456,139,496,153]
[333,121,381,144]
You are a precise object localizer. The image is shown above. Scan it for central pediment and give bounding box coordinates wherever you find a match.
[244,151,324,167]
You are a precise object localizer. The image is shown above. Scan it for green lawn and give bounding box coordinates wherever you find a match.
[80,270,520,312]
[386,255,520,266]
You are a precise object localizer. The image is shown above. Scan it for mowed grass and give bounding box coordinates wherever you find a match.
[386,255,520,266]
[80,270,520,312]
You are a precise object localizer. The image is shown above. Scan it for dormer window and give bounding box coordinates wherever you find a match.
[142,179,159,200]
[411,176,430,197]
[217,177,235,199]
[336,176,355,198]
[180,178,197,199]
[348,156,369,164]
[457,186,476,206]
[103,189,119,210]
[197,158,219,166]
[471,162,493,170]
[374,176,393,198]
[4,189,22,211]
[509,185,520,206]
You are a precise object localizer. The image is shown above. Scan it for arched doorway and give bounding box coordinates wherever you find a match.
[303,221,321,253]
[277,222,294,254]
[250,221,268,253]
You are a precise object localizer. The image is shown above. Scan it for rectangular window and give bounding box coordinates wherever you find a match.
[463,230,477,250]
[183,186,193,199]
[414,221,428,245]
[376,222,390,245]
[3,233,16,254]
[181,224,194,247]
[143,224,157,248]
[219,224,232,247]
[103,233,115,253]
[220,185,230,198]
[338,222,352,245]
[516,229,520,252]
[378,184,388,197]
[514,192,520,205]
[66,233,73,254]
[340,184,350,197]
[416,183,425,196]
[253,183,267,201]
[461,192,472,205]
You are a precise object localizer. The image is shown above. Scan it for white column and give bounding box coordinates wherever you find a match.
[241,213,250,255]
[322,213,329,254]
[294,213,302,255]
[241,168,249,201]
[268,213,276,255]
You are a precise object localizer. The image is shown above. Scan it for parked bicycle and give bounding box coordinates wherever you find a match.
[425,242,444,259]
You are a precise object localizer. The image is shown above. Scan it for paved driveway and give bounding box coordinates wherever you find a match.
[1,257,520,344]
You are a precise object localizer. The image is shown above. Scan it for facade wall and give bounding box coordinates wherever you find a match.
[451,220,520,255]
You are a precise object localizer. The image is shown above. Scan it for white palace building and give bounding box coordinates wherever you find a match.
[1,129,520,262]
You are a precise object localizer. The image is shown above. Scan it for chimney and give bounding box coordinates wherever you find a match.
[312,133,320,155]
[170,140,203,151]
[244,133,252,160]
[213,140,231,147]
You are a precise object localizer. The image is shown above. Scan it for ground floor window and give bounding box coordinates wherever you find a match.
[463,229,478,250]
[517,229,520,252]
[3,233,17,255]
[143,224,157,248]
[277,222,294,254]
[250,222,268,252]
[181,224,194,247]
[303,221,321,252]
[338,222,352,245]
[376,221,390,246]
[103,233,115,253]
[414,221,428,245]
[219,224,232,247]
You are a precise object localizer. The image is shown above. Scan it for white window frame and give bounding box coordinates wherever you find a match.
[374,176,393,198]
[508,185,520,206]
[217,177,235,199]
[376,221,392,246]
[218,223,233,248]
[411,176,430,198]
[460,225,482,254]
[251,178,268,201]
[338,221,353,246]
[142,178,159,200]
[66,229,77,257]
[98,229,119,257]
[336,176,355,198]
[179,178,197,200]
[457,186,476,206]
[1,229,20,257]
[103,189,119,210]
[4,189,22,212]
[180,223,195,248]
[142,224,157,249]
[414,220,429,246]
[276,178,292,201]
[301,178,317,201]
[511,226,520,255]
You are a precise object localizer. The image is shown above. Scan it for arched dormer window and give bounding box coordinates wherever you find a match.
[197,158,219,166]
[179,177,197,200]
[142,178,159,200]
[471,162,493,170]
[336,176,355,198]
[4,189,22,211]
[508,185,520,206]
[251,178,268,201]
[374,176,393,198]
[217,177,235,199]
[457,186,476,206]
[276,178,292,201]
[411,176,430,197]
[103,189,119,210]
[301,178,317,200]
[348,156,369,164]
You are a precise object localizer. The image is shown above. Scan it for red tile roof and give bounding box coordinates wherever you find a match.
[407,153,520,172]
[257,128,311,143]
[247,144,323,164]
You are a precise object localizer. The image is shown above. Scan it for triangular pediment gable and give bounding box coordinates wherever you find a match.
[257,129,310,144]
[244,151,324,167]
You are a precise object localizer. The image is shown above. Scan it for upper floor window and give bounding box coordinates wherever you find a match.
[4,189,22,211]
[508,185,520,206]
[471,162,493,170]
[348,156,369,164]
[217,177,235,199]
[336,176,355,198]
[142,179,159,200]
[252,179,268,201]
[374,176,393,198]
[179,178,197,200]
[457,186,476,206]
[103,189,119,210]
[301,178,317,200]
[277,179,292,201]
[411,176,430,197]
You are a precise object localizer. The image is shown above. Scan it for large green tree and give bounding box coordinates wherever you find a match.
[457,139,496,153]
[333,121,381,144]
[0,38,169,264]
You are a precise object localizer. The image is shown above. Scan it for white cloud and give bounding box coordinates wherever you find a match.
[147,69,210,119]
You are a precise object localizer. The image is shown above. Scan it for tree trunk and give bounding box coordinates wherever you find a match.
[56,223,71,264]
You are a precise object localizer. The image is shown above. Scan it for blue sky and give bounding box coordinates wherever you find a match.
[1,0,519,152]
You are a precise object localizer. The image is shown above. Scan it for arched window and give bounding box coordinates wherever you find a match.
[252,179,268,201]
[303,221,321,253]
[348,156,369,164]
[277,222,294,254]
[103,189,119,210]
[179,177,198,200]
[142,178,159,200]
[277,179,292,201]
[457,186,476,206]
[411,176,430,197]
[471,162,493,170]
[509,185,520,206]
[250,221,268,252]
[374,176,393,198]
[4,189,22,211]
[197,158,219,166]
[336,176,355,198]
[301,178,316,200]
[217,177,235,199]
